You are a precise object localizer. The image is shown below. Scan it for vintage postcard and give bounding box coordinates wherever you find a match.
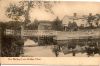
[0,0,100,65]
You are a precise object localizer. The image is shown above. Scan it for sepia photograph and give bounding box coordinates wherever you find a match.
[0,0,100,57]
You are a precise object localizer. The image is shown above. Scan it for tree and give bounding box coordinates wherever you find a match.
[6,1,55,27]
[72,21,78,31]
[52,17,63,31]
[87,13,95,28]
[94,14,100,27]
[5,21,22,30]
[6,4,25,21]
[68,21,78,31]
[25,19,39,30]
[68,21,72,30]
[33,19,39,30]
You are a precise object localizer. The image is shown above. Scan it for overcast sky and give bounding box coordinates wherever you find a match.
[0,0,100,22]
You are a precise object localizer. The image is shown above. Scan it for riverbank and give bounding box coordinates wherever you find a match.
[21,46,100,57]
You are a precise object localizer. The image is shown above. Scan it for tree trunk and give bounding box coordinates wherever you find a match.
[24,1,32,26]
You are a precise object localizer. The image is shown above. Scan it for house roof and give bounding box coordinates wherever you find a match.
[38,21,53,25]
[37,20,54,24]
[63,15,87,20]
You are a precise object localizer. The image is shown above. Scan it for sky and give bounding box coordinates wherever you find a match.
[0,0,100,22]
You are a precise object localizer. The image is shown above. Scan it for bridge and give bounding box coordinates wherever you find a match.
[5,29,57,45]
[5,29,57,37]
[5,28,100,45]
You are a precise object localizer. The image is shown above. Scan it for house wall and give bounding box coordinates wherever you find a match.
[38,23,52,30]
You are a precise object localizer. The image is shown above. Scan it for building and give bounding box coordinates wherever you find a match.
[62,13,89,31]
[35,20,56,45]
[37,20,53,30]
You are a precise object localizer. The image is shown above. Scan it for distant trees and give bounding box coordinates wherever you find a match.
[33,19,39,30]
[87,13,95,28]
[94,14,100,27]
[87,13,100,28]
[25,19,39,30]
[52,17,63,31]
[0,22,6,47]
[0,22,6,36]
[5,21,22,30]
[79,24,85,29]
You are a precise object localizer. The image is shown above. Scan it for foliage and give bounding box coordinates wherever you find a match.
[5,21,22,30]
[68,21,78,31]
[87,13,100,28]
[6,1,55,21]
[25,19,39,30]
[6,4,25,21]
[94,14,100,27]
[52,17,63,31]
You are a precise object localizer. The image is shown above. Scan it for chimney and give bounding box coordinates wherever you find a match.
[89,13,92,16]
[73,13,77,17]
